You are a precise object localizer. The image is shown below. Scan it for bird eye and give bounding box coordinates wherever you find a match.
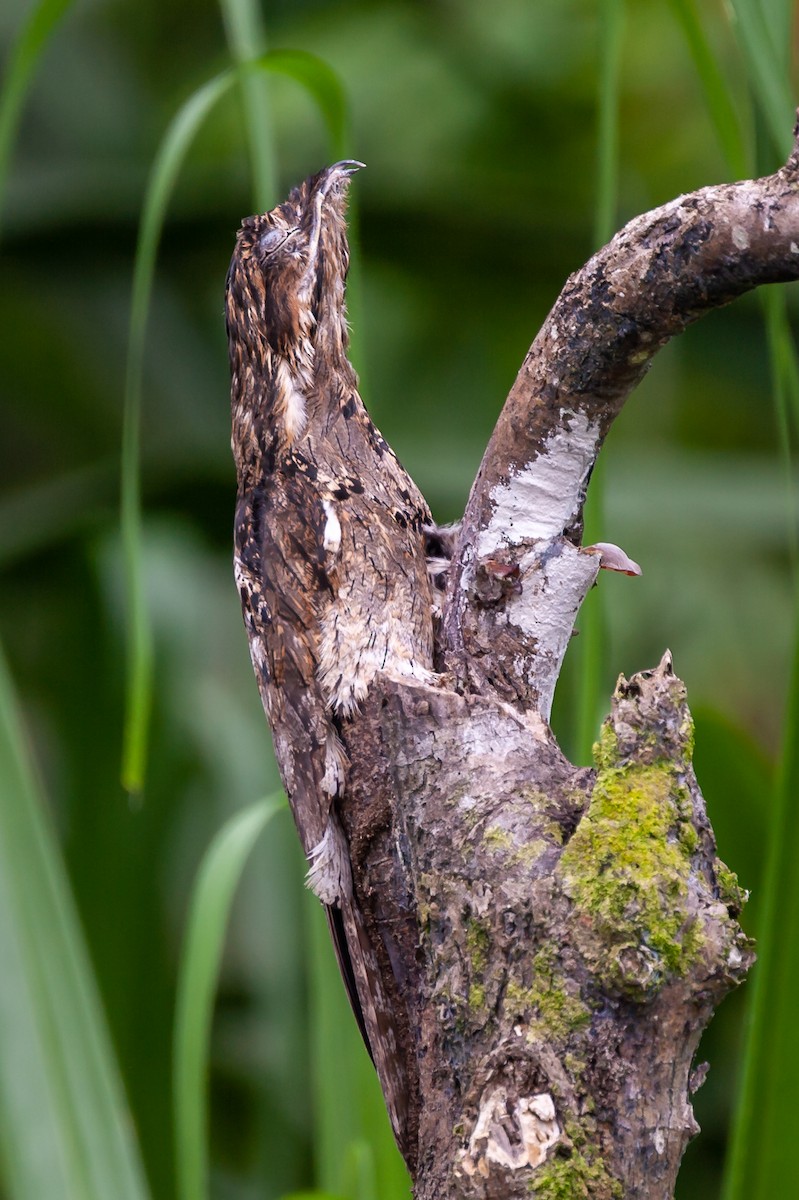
[259,227,289,255]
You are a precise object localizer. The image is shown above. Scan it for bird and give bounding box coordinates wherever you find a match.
[225,161,435,1154]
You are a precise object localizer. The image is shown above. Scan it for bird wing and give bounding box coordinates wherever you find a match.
[234,467,331,857]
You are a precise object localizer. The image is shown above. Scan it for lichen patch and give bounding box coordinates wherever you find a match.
[558,751,703,997]
[457,1086,561,1177]
[477,410,600,555]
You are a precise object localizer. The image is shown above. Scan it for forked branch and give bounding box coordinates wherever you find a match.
[442,117,799,714]
[229,120,799,1200]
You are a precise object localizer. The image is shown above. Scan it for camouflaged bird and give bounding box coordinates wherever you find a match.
[226,162,434,1149]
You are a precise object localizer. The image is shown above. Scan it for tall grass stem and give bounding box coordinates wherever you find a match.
[0,0,74,237]
[173,795,284,1200]
[0,643,151,1200]
[575,0,625,764]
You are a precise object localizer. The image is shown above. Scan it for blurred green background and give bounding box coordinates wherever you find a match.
[0,1,797,1198]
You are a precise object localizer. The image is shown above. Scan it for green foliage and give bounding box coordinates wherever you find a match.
[0,0,74,232]
[174,794,284,1200]
[0,644,151,1200]
[1,1,798,1198]
[121,51,350,793]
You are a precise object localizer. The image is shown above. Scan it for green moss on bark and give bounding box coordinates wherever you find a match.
[716,861,747,912]
[484,825,514,852]
[468,983,486,1011]
[528,1118,622,1198]
[465,917,490,974]
[529,1149,622,1198]
[558,741,703,997]
[504,947,591,1040]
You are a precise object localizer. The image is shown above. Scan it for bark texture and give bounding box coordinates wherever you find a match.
[345,656,751,1199]
[339,126,799,1196]
[442,131,799,714]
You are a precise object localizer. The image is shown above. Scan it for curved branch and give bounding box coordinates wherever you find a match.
[441,115,799,714]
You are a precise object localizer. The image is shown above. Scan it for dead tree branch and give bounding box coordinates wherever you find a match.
[230,119,799,1200]
[344,128,799,1197]
[442,128,799,714]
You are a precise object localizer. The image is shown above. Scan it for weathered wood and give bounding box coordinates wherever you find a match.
[345,654,752,1198]
[230,119,799,1198]
[340,126,799,1194]
[442,124,799,713]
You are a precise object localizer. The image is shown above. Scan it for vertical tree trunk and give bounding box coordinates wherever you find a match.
[340,127,799,1196]
[345,655,751,1199]
[232,121,799,1197]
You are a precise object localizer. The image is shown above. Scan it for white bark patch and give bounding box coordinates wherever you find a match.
[732,225,750,250]
[464,411,608,715]
[477,410,600,556]
[458,1086,561,1177]
[505,543,600,719]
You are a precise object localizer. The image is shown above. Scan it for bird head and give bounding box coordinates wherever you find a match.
[226,161,364,362]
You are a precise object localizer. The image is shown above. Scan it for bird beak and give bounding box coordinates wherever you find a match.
[331,159,366,175]
[317,160,366,196]
[302,161,365,274]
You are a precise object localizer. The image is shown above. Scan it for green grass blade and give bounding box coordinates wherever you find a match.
[0,0,74,235]
[667,0,748,177]
[727,0,794,159]
[121,53,350,794]
[120,67,238,794]
[0,641,151,1200]
[722,595,799,1200]
[575,474,607,764]
[675,5,799,1193]
[219,0,276,210]
[173,794,285,1200]
[762,288,799,572]
[593,0,624,251]
[670,0,799,583]
[259,50,349,161]
[342,1138,378,1200]
[575,0,625,764]
[305,896,410,1199]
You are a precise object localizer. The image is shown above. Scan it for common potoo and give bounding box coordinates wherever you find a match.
[226,162,434,1152]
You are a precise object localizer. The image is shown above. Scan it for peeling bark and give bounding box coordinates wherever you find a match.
[334,125,799,1197]
[344,656,752,1199]
[279,126,799,1196]
[441,129,799,711]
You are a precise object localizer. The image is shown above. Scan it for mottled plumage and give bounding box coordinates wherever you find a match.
[226,162,434,1150]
